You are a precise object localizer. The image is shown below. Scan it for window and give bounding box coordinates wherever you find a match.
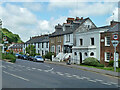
[58,46,61,53]
[45,51,48,55]
[105,36,110,46]
[38,43,39,48]
[51,46,55,53]
[84,52,87,56]
[42,43,44,48]
[42,50,44,56]
[80,39,83,46]
[46,42,48,48]
[66,34,70,42]
[51,39,54,43]
[105,52,110,61]
[91,38,94,45]
[38,50,39,54]
[58,36,61,42]
[74,52,77,55]
[90,52,94,56]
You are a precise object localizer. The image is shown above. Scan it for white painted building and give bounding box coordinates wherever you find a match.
[72,25,109,64]
[23,35,49,56]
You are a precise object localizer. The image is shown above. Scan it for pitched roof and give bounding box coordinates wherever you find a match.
[107,23,120,32]
[25,35,49,44]
[9,43,23,49]
[49,17,91,37]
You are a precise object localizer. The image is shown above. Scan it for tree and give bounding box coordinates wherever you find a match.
[25,45,36,56]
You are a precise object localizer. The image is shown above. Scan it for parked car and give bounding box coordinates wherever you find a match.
[28,56,34,61]
[18,54,23,59]
[22,55,28,60]
[15,53,20,58]
[33,56,44,62]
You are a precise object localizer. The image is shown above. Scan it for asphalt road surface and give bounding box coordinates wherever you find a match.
[2,59,120,88]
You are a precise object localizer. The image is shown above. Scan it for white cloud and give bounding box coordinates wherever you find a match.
[69,2,115,17]
[0,3,67,42]
[106,7,120,24]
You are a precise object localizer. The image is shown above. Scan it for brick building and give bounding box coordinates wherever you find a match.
[100,22,120,66]
[9,43,24,53]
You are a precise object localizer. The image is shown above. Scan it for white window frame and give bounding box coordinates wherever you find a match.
[105,52,110,62]
[105,36,110,46]
[66,34,70,42]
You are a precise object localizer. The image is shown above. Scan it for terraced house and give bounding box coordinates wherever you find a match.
[100,21,120,66]
[23,35,49,56]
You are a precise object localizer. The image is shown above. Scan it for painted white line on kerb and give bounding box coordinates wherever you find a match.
[3,71,29,81]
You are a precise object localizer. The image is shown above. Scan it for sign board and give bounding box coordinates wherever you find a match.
[111,40,119,47]
[4,41,8,44]
[113,34,118,40]
[3,37,7,41]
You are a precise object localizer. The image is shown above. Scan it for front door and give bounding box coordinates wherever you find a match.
[80,52,82,64]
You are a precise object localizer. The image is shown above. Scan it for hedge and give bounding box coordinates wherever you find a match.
[2,53,16,63]
[83,57,104,67]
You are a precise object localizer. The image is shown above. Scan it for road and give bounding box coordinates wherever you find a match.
[2,59,119,88]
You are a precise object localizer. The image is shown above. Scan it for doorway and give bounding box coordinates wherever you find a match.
[80,52,82,64]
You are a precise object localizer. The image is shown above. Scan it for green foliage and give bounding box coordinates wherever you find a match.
[118,59,120,68]
[108,60,114,67]
[25,45,36,56]
[2,53,16,63]
[19,52,24,55]
[1,28,23,44]
[83,57,104,67]
[44,52,54,60]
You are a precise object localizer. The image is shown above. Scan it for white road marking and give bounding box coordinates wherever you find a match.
[66,75,73,77]
[95,79,103,82]
[32,68,36,70]
[5,62,13,64]
[72,75,79,77]
[56,72,64,76]
[51,71,55,74]
[37,69,42,71]
[3,71,29,81]
[2,66,6,68]
[88,79,97,82]
[76,76,84,80]
[101,82,111,85]
[110,82,118,85]
[44,70,49,72]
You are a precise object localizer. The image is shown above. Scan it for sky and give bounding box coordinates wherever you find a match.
[0,0,119,42]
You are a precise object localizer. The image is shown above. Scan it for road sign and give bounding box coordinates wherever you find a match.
[113,34,118,40]
[111,40,119,47]
[3,37,7,41]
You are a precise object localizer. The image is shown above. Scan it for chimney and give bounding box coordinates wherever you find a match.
[80,17,83,20]
[110,20,118,27]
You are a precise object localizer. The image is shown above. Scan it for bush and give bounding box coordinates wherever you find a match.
[44,52,54,60]
[83,57,103,67]
[109,60,114,67]
[118,59,120,68]
[2,53,16,63]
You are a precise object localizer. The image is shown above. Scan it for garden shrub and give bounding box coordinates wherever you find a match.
[83,57,104,67]
[118,59,120,68]
[2,53,16,63]
[108,60,114,67]
[44,52,54,60]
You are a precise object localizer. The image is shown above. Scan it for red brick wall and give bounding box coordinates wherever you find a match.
[100,32,120,66]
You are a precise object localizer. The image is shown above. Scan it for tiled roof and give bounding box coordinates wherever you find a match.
[9,43,23,49]
[25,35,49,44]
[107,23,120,32]
[49,17,90,37]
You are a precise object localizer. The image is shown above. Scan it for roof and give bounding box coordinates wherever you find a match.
[9,43,23,49]
[107,23,120,32]
[49,17,90,37]
[25,35,49,44]
[67,18,75,20]
[90,25,111,30]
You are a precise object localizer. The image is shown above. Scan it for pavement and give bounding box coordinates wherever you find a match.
[45,60,120,78]
[2,59,120,88]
